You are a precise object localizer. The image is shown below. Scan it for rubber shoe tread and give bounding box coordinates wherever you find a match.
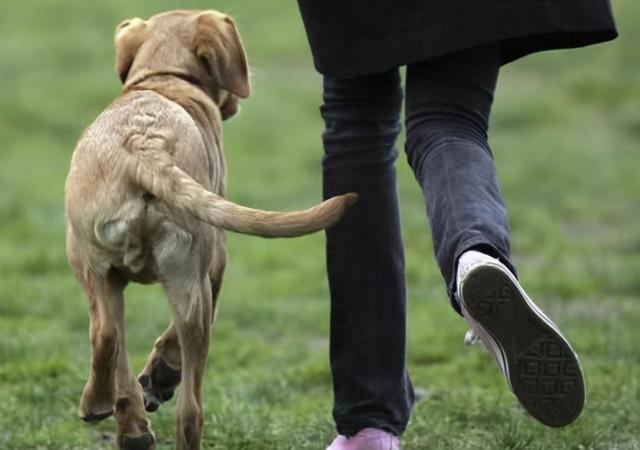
[461,265,585,427]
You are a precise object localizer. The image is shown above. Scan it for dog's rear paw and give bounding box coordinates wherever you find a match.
[138,358,181,413]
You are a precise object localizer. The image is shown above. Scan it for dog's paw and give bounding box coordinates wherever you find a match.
[79,381,115,423]
[138,358,181,412]
[81,410,114,423]
[121,432,156,450]
[114,396,155,450]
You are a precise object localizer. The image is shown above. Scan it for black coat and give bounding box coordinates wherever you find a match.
[297,0,617,77]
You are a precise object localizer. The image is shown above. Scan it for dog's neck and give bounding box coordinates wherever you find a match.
[123,71,223,121]
[123,72,227,196]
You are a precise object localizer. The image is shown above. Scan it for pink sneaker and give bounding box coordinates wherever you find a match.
[326,428,400,450]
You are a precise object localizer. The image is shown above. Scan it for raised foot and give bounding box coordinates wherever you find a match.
[138,358,181,412]
[461,265,585,427]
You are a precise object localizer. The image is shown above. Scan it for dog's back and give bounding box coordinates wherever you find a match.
[66,86,356,283]
[65,90,214,282]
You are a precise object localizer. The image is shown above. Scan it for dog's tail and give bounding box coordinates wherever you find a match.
[129,149,357,238]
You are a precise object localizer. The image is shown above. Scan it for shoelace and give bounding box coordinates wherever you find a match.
[464,328,479,346]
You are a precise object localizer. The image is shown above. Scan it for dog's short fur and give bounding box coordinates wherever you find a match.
[64,10,355,450]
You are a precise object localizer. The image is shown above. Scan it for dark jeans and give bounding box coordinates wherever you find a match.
[321,44,517,437]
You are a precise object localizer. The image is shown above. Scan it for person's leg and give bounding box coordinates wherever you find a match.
[321,68,414,438]
[404,44,516,311]
[404,45,585,427]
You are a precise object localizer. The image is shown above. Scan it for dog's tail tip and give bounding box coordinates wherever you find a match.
[317,192,358,230]
[341,192,359,207]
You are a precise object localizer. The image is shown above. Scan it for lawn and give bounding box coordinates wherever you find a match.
[0,1,638,449]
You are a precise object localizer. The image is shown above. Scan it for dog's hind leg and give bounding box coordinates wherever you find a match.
[77,269,125,423]
[112,293,156,450]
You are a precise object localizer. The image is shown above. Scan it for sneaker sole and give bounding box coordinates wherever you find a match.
[461,265,585,427]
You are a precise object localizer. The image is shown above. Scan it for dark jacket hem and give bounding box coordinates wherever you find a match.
[299,0,617,77]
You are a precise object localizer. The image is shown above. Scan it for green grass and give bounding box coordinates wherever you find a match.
[1,0,639,449]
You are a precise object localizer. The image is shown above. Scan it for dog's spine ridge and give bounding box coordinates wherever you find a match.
[130,150,357,237]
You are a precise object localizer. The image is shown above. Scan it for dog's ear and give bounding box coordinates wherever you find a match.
[193,11,251,98]
[114,18,147,84]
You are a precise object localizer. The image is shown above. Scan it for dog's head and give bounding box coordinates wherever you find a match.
[115,10,250,120]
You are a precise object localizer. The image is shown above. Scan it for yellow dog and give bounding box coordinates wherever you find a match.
[64,10,355,450]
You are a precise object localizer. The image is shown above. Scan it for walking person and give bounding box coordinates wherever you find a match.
[296,2,617,449]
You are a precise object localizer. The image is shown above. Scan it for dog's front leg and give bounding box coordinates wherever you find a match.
[162,273,213,450]
[113,298,156,450]
[138,322,182,412]
[76,270,124,423]
[139,255,225,414]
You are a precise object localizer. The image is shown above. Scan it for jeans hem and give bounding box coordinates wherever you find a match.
[335,416,406,438]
